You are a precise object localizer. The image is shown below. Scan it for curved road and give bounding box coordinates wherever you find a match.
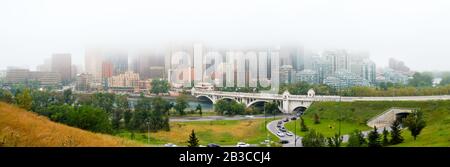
[267,119,303,147]
[267,118,389,147]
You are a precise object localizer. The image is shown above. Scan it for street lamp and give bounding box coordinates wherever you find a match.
[294,115,297,147]
[146,121,151,145]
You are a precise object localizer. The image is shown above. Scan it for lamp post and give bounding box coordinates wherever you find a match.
[146,121,150,145]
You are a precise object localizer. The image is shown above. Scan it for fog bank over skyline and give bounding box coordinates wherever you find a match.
[1,0,450,71]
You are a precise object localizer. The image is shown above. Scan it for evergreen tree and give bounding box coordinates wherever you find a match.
[300,116,309,132]
[403,110,426,140]
[347,130,367,147]
[187,130,199,147]
[368,126,381,147]
[390,119,404,145]
[302,129,326,147]
[382,128,389,146]
[327,133,343,147]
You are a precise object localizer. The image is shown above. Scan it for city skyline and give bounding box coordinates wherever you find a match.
[1,0,450,71]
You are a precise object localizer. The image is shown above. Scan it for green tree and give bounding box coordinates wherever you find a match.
[16,88,32,111]
[66,105,113,134]
[264,102,279,115]
[91,93,115,114]
[150,79,170,95]
[327,133,343,147]
[440,73,450,86]
[63,89,74,105]
[408,72,433,87]
[403,110,426,140]
[0,89,13,103]
[390,119,404,145]
[347,130,367,147]
[196,104,202,116]
[302,129,326,147]
[368,126,381,147]
[124,110,132,129]
[382,128,390,146]
[300,116,308,132]
[174,95,188,116]
[314,113,320,124]
[187,130,199,147]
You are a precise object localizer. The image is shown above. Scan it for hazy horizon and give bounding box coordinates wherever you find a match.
[1,0,450,71]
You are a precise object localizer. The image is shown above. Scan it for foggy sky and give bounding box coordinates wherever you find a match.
[1,0,450,71]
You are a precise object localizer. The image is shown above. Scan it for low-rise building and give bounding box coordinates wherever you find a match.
[5,68,61,87]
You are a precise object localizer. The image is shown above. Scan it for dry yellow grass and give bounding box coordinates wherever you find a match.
[0,102,142,147]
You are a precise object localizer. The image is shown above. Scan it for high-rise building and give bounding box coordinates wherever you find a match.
[131,51,165,80]
[51,53,72,83]
[323,70,370,89]
[105,50,128,75]
[37,58,52,72]
[295,69,319,84]
[280,65,293,84]
[75,73,93,91]
[85,48,104,83]
[389,58,410,73]
[322,50,350,73]
[312,57,333,84]
[280,46,305,71]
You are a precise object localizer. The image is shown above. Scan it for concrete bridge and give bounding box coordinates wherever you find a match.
[191,88,341,113]
[191,88,450,113]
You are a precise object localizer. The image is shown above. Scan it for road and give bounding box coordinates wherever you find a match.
[267,118,303,147]
[267,118,390,147]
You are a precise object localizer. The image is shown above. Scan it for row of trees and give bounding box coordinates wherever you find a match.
[214,99,246,116]
[301,111,426,147]
[0,86,175,134]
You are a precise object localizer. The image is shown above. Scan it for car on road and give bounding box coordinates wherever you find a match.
[278,121,282,124]
[164,143,177,147]
[207,143,221,147]
[279,126,287,132]
[245,115,254,118]
[276,131,285,137]
[286,132,294,136]
[277,124,282,128]
[290,117,297,120]
[236,142,250,147]
[279,140,289,144]
[283,118,289,122]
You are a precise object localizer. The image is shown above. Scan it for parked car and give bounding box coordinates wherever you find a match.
[164,143,177,147]
[286,132,294,136]
[276,131,285,137]
[207,143,221,147]
[279,140,289,144]
[236,142,250,147]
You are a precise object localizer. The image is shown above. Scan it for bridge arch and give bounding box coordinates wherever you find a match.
[195,95,215,104]
[292,106,308,115]
[217,97,238,103]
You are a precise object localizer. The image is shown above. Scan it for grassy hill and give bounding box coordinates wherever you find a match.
[0,102,142,147]
[286,100,450,146]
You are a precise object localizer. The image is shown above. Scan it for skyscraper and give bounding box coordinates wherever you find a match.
[322,50,350,73]
[51,53,71,83]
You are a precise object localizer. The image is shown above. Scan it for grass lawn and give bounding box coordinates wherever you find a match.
[284,118,371,138]
[287,100,450,146]
[117,118,278,146]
